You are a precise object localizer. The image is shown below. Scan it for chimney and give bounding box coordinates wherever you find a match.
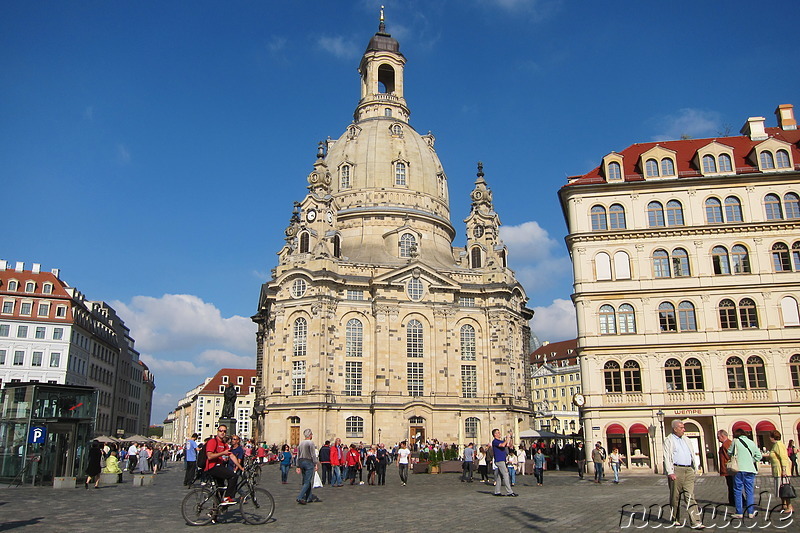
[0,260,6,271]
[15,261,24,272]
[740,116,768,141]
[51,268,60,279]
[32,263,41,274]
[775,104,797,130]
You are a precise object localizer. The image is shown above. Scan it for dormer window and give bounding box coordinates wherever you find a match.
[776,150,791,168]
[752,139,794,172]
[608,162,621,180]
[661,158,675,176]
[7,280,18,291]
[719,154,733,172]
[42,283,53,294]
[645,159,659,178]
[760,151,775,169]
[602,153,624,182]
[25,281,35,293]
[640,146,677,180]
[399,233,416,258]
[222,375,229,384]
[340,164,351,188]
[702,155,717,174]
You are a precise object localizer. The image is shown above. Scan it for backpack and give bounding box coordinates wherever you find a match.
[196,442,208,471]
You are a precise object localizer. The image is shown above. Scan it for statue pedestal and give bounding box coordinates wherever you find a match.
[218,418,237,436]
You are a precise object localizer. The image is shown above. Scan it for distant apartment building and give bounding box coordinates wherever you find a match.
[530,339,581,435]
[172,379,209,445]
[0,260,154,436]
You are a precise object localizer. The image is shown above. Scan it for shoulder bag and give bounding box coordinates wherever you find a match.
[779,476,796,499]
[725,439,739,475]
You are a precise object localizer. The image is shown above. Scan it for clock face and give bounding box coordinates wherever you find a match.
[473,225,484,238]
[326,210,333,224]
[573,393,585,407]
[306,209,317,222]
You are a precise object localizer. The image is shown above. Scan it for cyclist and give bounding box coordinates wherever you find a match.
[205,425,243,505]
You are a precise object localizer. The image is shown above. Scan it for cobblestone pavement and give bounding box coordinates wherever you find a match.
[0,463,794,532]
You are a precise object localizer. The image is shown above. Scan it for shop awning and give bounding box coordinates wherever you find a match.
[629,423,650,435]
[755,421,776,432]
[732,421,752,433]
[606,423,625,434]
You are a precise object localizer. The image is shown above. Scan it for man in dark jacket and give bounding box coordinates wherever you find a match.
[318,441,332,486]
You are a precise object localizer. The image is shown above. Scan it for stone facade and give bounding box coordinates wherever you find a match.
[559,106,800,473]
[252,19,533,447]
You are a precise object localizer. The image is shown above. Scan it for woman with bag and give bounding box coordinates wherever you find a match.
[767,430,793,513]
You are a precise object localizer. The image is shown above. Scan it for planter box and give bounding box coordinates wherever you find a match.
[413,461,429,474]
[99,473,120,485]
[440,460,462,473]
[52,476,76,489]
[132,474,153,486]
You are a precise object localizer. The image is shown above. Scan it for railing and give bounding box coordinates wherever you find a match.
[728,389,771,402]
[605,393,644,404]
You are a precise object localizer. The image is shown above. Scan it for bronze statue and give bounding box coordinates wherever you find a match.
[221,384,237,419]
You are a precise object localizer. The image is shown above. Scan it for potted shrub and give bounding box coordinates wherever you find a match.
[428,449,443,474]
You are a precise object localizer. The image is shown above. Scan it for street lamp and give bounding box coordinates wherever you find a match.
[656,409,665,474]
[378,428,382,445]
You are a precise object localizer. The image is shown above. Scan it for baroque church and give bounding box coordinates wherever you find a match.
[252,16,533,446]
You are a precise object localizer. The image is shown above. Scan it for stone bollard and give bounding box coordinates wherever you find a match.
[132,474,154,487]
[53,476,77,489]
[99,473,119,485]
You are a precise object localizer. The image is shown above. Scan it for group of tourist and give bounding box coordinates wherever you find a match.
[83,438,177,487]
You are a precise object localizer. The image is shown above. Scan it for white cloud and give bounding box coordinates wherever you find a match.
[650,108,722,141]
[501,220,560,262]
[530,298,576,343]
[111,294,256,353]
[197,349,255,369]
[139,353,206,375]
[317,35,359,60]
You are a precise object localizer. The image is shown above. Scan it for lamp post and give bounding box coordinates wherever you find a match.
[378,428,382,445]
[656,409,665,474]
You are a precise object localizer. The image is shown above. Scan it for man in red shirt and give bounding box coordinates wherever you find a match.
[205,425,242,504]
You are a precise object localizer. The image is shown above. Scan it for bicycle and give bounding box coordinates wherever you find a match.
[181,462,274,525]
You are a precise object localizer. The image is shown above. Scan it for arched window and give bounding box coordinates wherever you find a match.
[781,296,800,327]
[608,204,626,229]
[346,318,363,357]
[595,252,612,281]
[407,278,424,301]
[678,301,697,331]
[712,246,731,275]
[399,233,416,258]
[395,162,407,185]
[384,108,392,117]
[784,192,800,219]
[672,248,690,277]
[614,251,631,279]
[789,354,800,388]
[603,361,622,393]
[299,232,310,253]
[745,356,767,388]
[684,358,704,390]
[731,244,751,274]
[42,283,53,295]
[794,242,800,270]
[764,193,783,220]
[724,196,743,222]
[645,159,659,178]
[608,161,622,180]
[760,151,775,169]
[293,317,307,357]
[346,416,364,438]
[333,235,341,257]
[391,123,403,135]
[470,247,482,268]
[591,205,608,230]
[7,280,17,291]
[661,158,675,176]
[705,197,724,224]
[618,303,636,334]
[653,249,671,278]
[406,319,423,358]
[647,201,665,227]
[719,299,738,329]
[664,359,683,391]
[658,302,677,332]
[719,153,733,172]
[772,242,791,272]
[465,417,480,438]
[726,357,746,389]
[702,154,717,174]
[340,164,351,188]
[666,200,684,226]
[460,324,476,361]
[739,298,758,328]
[622,360,642,392]
[776,150,790,168]
[599,305,616,335]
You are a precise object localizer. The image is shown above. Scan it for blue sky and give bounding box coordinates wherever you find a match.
[3,1,798,424]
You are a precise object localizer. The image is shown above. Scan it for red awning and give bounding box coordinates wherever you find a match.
[732,421,752,433]
[629,423,649,435]
[606,423,625,435]
[756,421,776,432]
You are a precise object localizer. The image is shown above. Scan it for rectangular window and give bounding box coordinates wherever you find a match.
[32,351,43,366]
[0,350,5,364]
[56,306,67,317]
[461,365,477,398]
[345,361,362,396]
[458,297,475,307]
[17,325,28,338]
[13,351,24,365]
[1,301,13,314]
[20,302,32,315]
[35,326,46,339]
[38,303,50,317]
[292,361,306,396]
[407,362,424,396]
[0,324,9,337]
[346,290,364,300]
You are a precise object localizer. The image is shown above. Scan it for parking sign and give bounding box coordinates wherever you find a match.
[28,426,47,444]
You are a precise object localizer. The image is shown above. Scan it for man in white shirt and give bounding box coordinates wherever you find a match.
[127,442,139,473]
[663,420,705,530]
[397,441,411,486]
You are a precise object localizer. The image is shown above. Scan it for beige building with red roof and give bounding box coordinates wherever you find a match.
[193,368,257,441]
[559,105,800,473]
[530,339,581,436]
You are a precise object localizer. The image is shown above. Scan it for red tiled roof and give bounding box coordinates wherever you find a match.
[0,266,74,322]
[565,127,800,186]
[530,338,578,364]
[199,368,258,395]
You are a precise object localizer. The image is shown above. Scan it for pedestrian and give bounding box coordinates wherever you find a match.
[728,427,761,519]
[663,420,705,529]
[516,445,527,476]
[345,443,361,485]
[295,429,320,505]
[716,429,741,508]
[279,444,292,484]
[366,445,378,485]
[397,441,411,486]
[609,447,622,484]
[376,443,389,485]
[330,438,343,487]
[127,441,138,473]
[533,447,545,486]
[461,442,475,483]
[476,446,488,483]
[788,439,798,477]
[318,440,332,486]
[227,436,245,472]
[506,446,517,486]
[575,442,586,479]
[591,442,605,484]
[766,430,793,513]
[490,428,517,497]
[85,440,102,489]
[184,433,199,486]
